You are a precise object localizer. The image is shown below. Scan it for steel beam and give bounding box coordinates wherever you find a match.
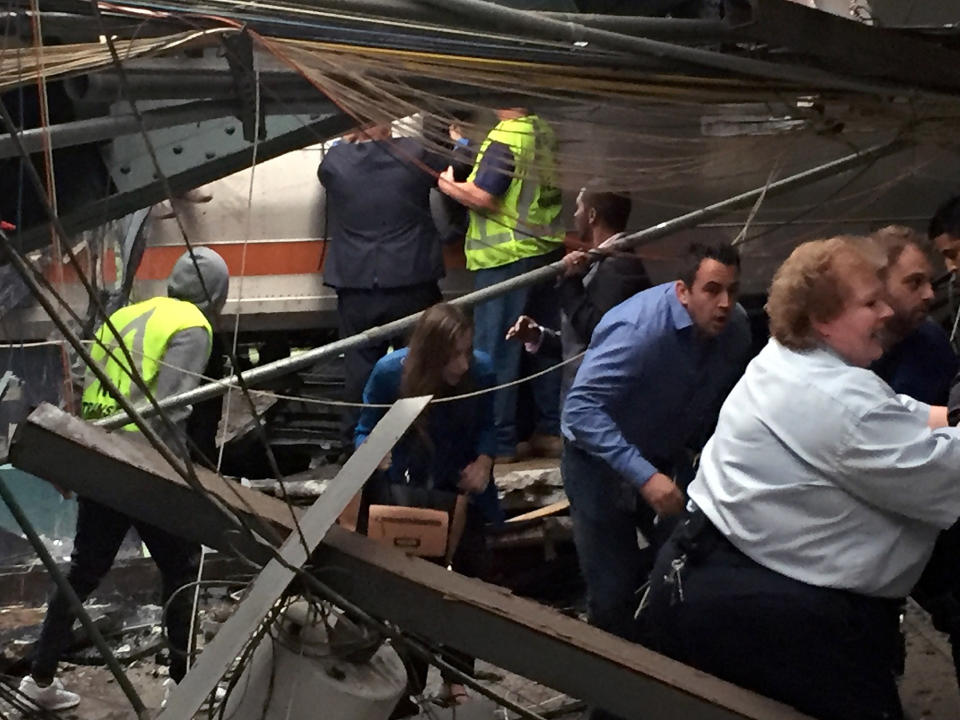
[11,404,813,720]
[412,0,937,99]
[97,136,908,429]
[11,406,293,561]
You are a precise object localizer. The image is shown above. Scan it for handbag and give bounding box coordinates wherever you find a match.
[341,469,469,563]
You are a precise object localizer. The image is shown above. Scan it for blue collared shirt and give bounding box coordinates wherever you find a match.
[561,282,751,489]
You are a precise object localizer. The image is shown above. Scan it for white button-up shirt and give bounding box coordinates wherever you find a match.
[689,339,960,598]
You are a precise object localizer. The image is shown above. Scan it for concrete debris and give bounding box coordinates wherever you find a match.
[216,389,279,446]
[495,459,565,514]
[410,695,498,719]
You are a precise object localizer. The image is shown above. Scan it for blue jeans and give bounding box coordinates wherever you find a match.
[563,441,655,720]
[473,250,563,455]
[562,441,655,642]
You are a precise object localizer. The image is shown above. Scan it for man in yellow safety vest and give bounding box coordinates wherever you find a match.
[439,107,565,463]
[19,247,229,711]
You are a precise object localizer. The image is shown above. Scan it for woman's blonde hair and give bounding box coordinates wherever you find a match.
[766,235,886,350]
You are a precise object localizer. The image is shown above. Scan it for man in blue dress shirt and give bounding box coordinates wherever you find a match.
[561,242,751,653]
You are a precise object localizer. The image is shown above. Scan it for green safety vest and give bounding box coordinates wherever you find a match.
[465,114,564,271]
[81,296,211,430]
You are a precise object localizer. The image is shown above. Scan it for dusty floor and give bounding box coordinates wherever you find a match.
[901,600,960,720]
[1,601,956,720]
[2,458,957,719]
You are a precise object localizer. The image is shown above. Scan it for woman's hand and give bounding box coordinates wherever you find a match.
[459,455,494,494]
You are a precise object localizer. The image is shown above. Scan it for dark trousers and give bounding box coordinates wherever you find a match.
[337,282,442,450]
[32,499,200,684]
[911,519,960,690]
[473,250,563,455]
[563,442,659,720]
[638,512,904,720]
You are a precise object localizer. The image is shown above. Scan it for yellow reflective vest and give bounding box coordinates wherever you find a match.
[81,296,211,429]
[465,115,564,271]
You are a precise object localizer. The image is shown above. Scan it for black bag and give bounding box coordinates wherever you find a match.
[356,470,459,535]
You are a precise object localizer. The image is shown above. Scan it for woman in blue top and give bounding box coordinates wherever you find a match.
[354,302,501,713]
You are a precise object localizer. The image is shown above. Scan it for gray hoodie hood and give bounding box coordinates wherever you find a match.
[167,247,229,317]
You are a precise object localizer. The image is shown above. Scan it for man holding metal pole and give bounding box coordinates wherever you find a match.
[506,183,650,403]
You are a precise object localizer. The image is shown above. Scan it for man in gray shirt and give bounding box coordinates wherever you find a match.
[20,248,229,710]
[506,183,650,403]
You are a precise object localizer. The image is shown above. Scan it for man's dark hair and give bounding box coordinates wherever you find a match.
[581,180,631,233]
[679,242,740,287]
[929,194,960,240]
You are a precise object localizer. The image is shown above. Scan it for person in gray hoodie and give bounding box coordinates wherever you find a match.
[20,247,230,711]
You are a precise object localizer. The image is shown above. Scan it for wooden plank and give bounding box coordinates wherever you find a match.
[10,404,812,720]
[507,499,570,523]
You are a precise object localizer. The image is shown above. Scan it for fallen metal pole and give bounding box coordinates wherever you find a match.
[97,136,907,428]
[616,136,907,248]
[0,478,150,719]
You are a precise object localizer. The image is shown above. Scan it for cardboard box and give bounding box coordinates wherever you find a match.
[367,505,449,558]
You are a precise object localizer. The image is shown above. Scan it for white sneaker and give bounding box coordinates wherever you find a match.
[18,676,81,710]
[160,678,175,709]
[161,679,225,710]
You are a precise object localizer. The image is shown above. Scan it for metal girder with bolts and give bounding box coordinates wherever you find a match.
[10,404,814,720]
[11,111,357,252]
[104,102,325,193]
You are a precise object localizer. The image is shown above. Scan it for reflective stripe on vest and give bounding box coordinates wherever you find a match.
[465,115,564,271]
[80,296,212,430]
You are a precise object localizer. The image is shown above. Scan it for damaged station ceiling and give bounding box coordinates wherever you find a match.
[3,1,960,719]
